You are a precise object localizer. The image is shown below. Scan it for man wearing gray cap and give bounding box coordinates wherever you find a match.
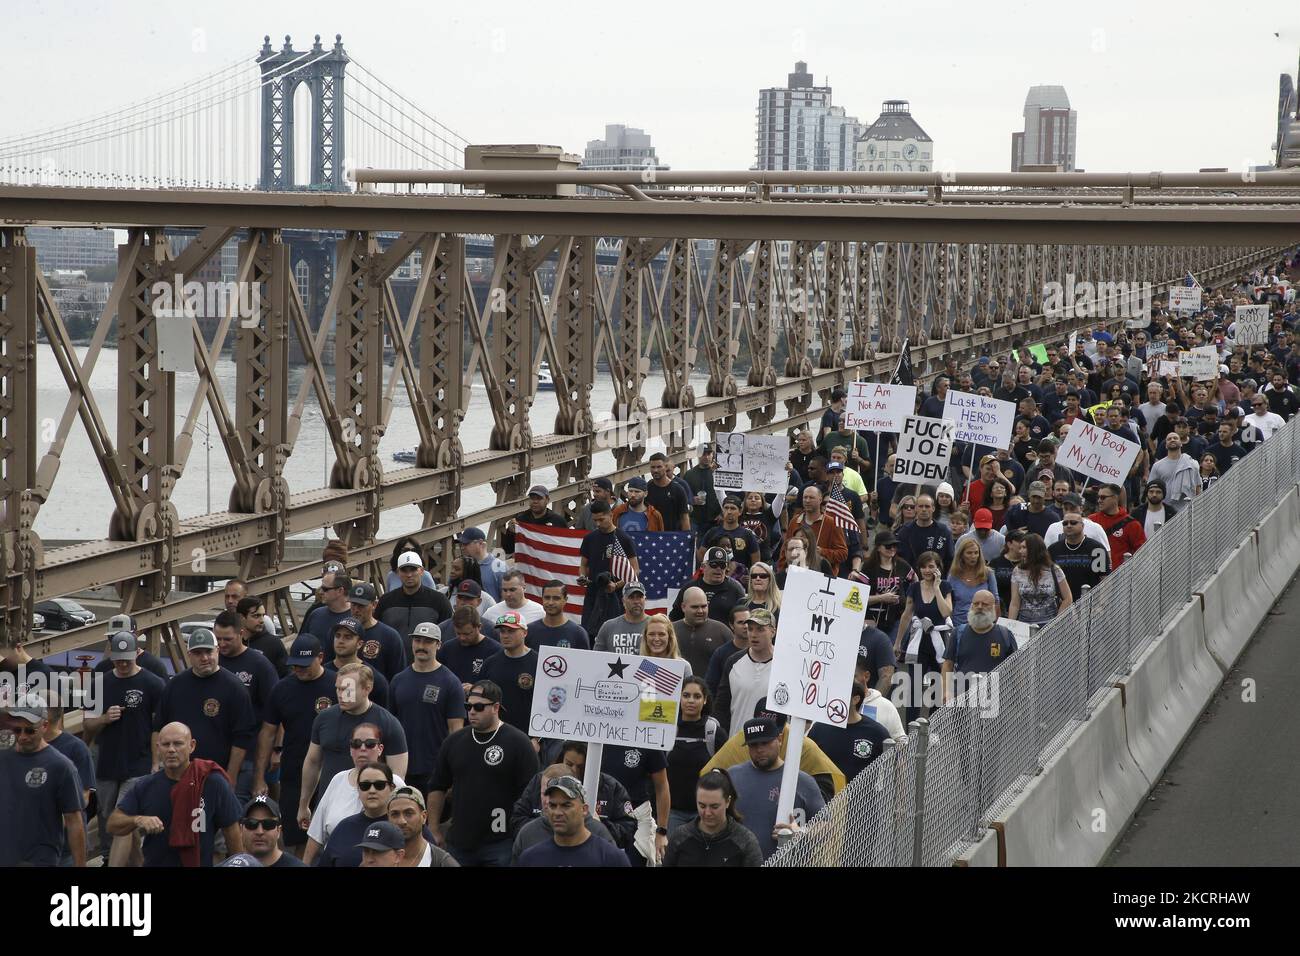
[388,621,465,796]
[91,615,169,682]
[0,692,87,866]
[515,775,630,867]
[501,484,571,556]
[83,629,166,862]
[155,628,258,781]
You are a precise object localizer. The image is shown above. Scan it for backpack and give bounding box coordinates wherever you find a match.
[704,717,720,756]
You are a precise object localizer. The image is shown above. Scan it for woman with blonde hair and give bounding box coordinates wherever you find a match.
[640,613,692,676]
[946,537,1001,629]
[745,562,782,618]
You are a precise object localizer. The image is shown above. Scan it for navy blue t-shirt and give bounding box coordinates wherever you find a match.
[808,717,890,785]
[309,703,408,796]
[480,650,539,734]
[48,732,95,805]
[600,746,667,807]
[118,767,241,867]
[219,647,280,724]
[0,746,84,866]
[437,635,502,685]
[701,525,763,569]
[324,662,390,711]
[96,667,166,781]
[315,810,387,867]
[388,665,467,775]
[306,607,352,659]
[526,620,591,651]
[156,668,258,766]
[517,834,631,867]
[356,620,408,682]
[264,671,338,786]
[95,651,170,682]
[578,528,638,579]
[944,623,1018,674]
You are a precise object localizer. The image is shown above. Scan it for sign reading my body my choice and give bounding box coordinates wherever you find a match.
[766,566,869,727]
[529,647,687,751]
[942,389,1016,450]
[1056,418,1141,485]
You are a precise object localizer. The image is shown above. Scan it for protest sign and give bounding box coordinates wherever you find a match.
[1169,287,1202,313]
[767,566,868,727]
[1176,347,1218,380]
[1233,305,1269,346]
[1158,360,1180,378]
[1068,331,1078,355]
[713,433,789,495]
[893,415,955,482]
[529,647,686,751]
[1147,341,1168,358]
[1056,418,1141,485]
[943,390,1016,450]
[844,381,916,433]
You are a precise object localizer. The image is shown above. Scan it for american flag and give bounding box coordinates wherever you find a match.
[824,480,858,534]
[609,535,636,586]
[627,530,695,616]
[514,522,588,623]
[634,658,682,696]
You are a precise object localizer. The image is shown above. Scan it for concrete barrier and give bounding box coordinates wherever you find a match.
[991,688,1150,866]
[1116,601,1220,784]
[1255,486,1300,601]
[952,828,1001,867]
[1197,534,1271,672]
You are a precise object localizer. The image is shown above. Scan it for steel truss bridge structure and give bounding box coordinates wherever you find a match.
[1,168,1297,668]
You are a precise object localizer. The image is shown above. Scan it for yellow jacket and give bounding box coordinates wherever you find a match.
[700,725,847,795]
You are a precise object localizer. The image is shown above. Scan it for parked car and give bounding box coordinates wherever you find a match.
[34,599,96,631]
[32,612,45,631]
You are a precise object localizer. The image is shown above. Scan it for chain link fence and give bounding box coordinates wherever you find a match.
[769,411,1300,867]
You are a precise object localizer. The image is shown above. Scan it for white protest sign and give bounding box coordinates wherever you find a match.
[713,432,790,495]
[893,415,955,482]
[1233,305,1269,346]
[529,647,687,751]
[1158,360,1180,378]
[1176,346,1218,380]
[767,566,869,727]
[1147,341,1168,358]
[844,381,916,433]
[1169,287,1202,313]
[1068,331,1077,355]
[943,389,1017,450]
[1056,418,1141,485]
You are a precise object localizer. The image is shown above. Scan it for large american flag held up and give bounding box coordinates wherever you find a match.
[514,523,696,623]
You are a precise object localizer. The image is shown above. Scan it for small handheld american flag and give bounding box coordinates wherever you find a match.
[824,480,858,534]
[609,535,636,585]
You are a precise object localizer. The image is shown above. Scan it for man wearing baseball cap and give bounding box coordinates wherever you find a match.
[479,611,539,734]
[728,717,825,859]
[324,617,391,708]
[955,508,1006,565]
[339,581,406,681]
[0,692,86,866]
[82,629,166,862]
[375,554,451,667]
[500,484,570,557]
[155,628,258,780]
[388,621,465,795]
[91,615,169,681]
[386,784,458,867]
[240,795,306,867]
[254,634,337,855]
[592,579,649,657]
[613,476,665,533]
[669,546,746,633]
[456,527,510,602]
[356,819,406,867]
[1004,481,1062,539]
[576,476,615,531]
[516,775,630,867]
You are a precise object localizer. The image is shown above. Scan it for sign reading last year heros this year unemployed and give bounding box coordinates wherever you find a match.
[766,566,869,727]
[528,647,687,751]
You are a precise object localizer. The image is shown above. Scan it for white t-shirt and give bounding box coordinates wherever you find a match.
[308,768,407,846]
[860,689,906,741]
[1143,505,1170,538]
[725,653,772,734]
[1245,411,1286,440]
[482,598,545,628]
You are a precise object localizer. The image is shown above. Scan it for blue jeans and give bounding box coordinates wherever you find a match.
[448,838,513,867]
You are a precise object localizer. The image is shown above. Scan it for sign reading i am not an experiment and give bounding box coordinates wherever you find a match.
[766,566,868,727]
[844,381,916,433]
[893,415,955,482]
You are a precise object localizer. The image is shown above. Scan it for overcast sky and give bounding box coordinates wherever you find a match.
[4,0,1299,174]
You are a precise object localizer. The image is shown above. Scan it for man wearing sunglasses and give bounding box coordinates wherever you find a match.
[0,693,87,867]
[1244,395,1286,440]
[309,571,358,662]
[428,680,539,867]
[240,795,305,867]
[669,546,746,631]
[1048,512,1111,598]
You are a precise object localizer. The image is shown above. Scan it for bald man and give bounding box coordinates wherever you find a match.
[108,722,243,867]
[941,590,1017,705]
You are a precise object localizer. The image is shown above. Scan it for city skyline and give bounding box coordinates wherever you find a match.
[1,0,1297,175]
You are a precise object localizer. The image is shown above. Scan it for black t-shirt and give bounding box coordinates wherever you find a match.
[666,717,720,812]
[517,834,631,867]
[437,635,503,685]
[219,647,280,725]
[265,671,338,785]
[579,528,638,580]
[96,667,167,781]
[479,650,539,733]
[388,665,467,775]
[270,852,308,867]
[862,562,913,631]
[646,479,690,531]
[668,575,747,625]
[990,557,1017,609]
[700,525,763,569]
[601,745,667,807]
[247,631,289,679]
[430,723,540,849]
[376,588,451,665]
[94,651,170,682]
[809,716,890,785]
[118,768,241,867]
[156,668,258,766]
[1003,504,1062,539]
[1049,538,1110,596]
[526,620,591,651]
[857,626,897,684]
[0,747,84,866]
[309,703,408,796]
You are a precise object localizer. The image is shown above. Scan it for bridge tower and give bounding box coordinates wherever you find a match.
[258,34,349,192]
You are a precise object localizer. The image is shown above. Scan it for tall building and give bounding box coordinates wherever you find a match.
[1010,85,1077,171]
[755,62,862,171]
[854,100,933,175]
[27,227,117,272]
[581,124,668,173]
[1276,59,1299,169]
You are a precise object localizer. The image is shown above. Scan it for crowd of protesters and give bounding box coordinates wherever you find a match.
[3,254,1297,869]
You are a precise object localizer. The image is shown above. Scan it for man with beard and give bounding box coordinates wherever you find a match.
[942,591,1017,705]
[237,598,288,678]
[728,718,825,859]
[388,622,466,796]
